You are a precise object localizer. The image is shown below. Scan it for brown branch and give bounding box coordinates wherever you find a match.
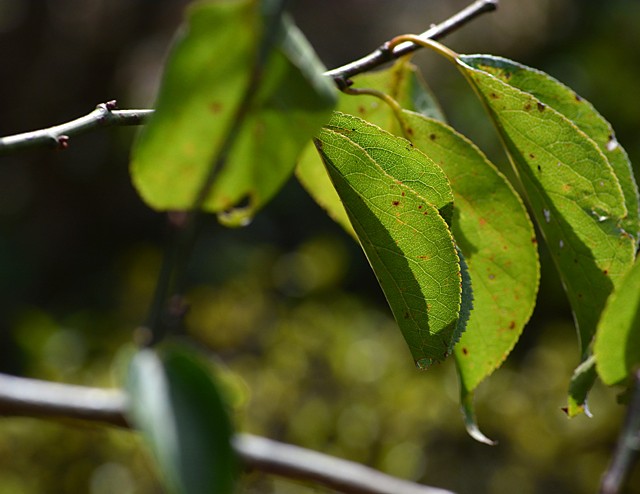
[0,373,456,494]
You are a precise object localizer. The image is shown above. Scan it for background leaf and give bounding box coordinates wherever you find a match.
[315,113,461,368]
[456,56,636,363]
[130,0,336,226]
[126,346,237,494]
[595,257,640,386]
[296,58,443,236]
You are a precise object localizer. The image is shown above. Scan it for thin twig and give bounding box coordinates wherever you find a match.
[0,0,497,155]
[0,101,153,155]
[325,0,498,85]
[599,370,640,494]
[0,373,455,494]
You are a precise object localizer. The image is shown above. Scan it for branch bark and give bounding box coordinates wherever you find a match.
[599,370,640,494]
[0,101,153,155]
[0,373,455,494]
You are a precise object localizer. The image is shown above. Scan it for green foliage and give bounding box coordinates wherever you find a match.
[8,1,640,493]
[455,54,638,415]
[315,112,462,368]
[127,346,237,494]
[595,257,640,385]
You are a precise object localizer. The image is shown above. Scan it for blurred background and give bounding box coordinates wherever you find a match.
[1,0,640,493]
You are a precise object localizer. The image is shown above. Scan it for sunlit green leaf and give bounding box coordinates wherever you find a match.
[297,58,443,236]
[463,55,640,243]
[126,346,237,494]
[456,56,636,364]
[392,110,539,440]
[315,112,461,368]
[595,257,640,386]
[131,0,336,226]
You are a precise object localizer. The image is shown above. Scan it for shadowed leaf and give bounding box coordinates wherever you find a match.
[315,112,461,368]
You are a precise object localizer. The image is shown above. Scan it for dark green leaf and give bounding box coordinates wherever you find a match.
[126,346,237,494]
[131,0,336,226]
[315,112,461,368]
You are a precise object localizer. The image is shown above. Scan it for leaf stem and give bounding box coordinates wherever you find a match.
[386,35,460,65]
[0,372,456,494]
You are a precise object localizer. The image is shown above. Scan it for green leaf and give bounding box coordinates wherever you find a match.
[456,55,636,361]
[462,55,640,243]
[565,355,597,417]
[392,110,539,440]
[595,257,640,386]
[315,112,461,368]
[131,0,336,226]
[296,58,443,236]
[126,346,237,494]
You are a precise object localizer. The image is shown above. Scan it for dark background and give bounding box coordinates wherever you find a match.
[1,1,639,493]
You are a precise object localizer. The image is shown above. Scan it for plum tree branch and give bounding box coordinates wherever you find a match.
[325,0,497,86]
[0,0,497,154]
[0,372,455,494]
[0,101,153,155]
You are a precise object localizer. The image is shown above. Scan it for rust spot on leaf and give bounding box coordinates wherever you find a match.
[531,237,538,244]
[357,105,366,115]
[524,103,532,111]
[479,217,487,226]
[462,347,469,355]
[529,153,535,159]
[209,102,223,113]
[392,200,400,206]
[603,269,609,276]
[575,94,582,102]
[537,102,546,112]
[406,127,414,136]
[401,191,405,197]
[509,321,516,330]
[490,92,499,99]
[429,133,437,140]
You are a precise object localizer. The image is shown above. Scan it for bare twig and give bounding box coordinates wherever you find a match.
[0,101,153,155]
[0,373,455,494]
[599,370,640,494]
